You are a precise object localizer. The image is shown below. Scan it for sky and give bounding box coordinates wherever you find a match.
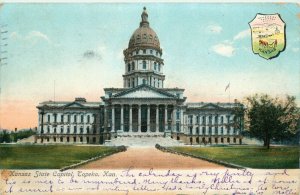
[0,3,299,130]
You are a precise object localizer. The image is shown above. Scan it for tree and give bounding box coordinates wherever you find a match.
[244,94,299,149]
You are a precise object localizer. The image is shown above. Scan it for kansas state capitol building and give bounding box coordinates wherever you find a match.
[36,8,244,146]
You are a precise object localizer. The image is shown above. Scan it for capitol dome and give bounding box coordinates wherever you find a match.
[128,7,161,50]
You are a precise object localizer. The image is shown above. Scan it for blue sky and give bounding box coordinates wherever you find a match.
[0,3,299,129]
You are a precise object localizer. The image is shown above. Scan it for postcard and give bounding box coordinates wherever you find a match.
[0,2,299,195]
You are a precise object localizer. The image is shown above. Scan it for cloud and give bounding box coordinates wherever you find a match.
[233,29,251,41]
[82,50,102,60]
[206,25,223,34]
[10,31,52,45]
[211,42,235,57]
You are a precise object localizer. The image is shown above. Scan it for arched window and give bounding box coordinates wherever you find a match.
[209,116,212,124]
[47,115,50,122]
[215,116,218,124]
[202,116,205,124]
[81,115,84,123]
[132,62,135,70]
[221,116,224,124]
[154,62,157,70]
[74,115,77,123]
[127,63,131,72]
[61,115,64,122]
[143,61,146,69]
[87,115,90,123]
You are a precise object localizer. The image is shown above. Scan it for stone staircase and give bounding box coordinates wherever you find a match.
[105,135,184,147]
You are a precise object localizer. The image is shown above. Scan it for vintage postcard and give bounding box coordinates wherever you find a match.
[0,1,299,195]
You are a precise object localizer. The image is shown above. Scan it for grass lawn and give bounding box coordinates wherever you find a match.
[169,146,299,169]
[0,144,120,169]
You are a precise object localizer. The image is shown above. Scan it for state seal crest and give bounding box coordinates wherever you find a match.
[249,13,286,60]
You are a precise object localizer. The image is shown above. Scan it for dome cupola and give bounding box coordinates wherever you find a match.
[123,7,165,89]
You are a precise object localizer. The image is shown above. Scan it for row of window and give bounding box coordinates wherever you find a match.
[188,115,232,125]
[40,136,97,143]
[127,61,161,72]
[127,77,162,88]
[45,114,93,123]
[188,126,238,135]
[131,49,160,56]
[41,126,96,134]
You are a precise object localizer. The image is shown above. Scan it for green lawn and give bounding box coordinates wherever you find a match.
[169,146,299,169]
[0,144,120,169]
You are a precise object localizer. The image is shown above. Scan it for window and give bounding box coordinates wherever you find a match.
[196,116,199,124]
[87,115,90,123]
[73,137,76,142]
[154,62,157,70]
[176,110,180,120]
[158,80,160,88]
[68,115,70,123]
[209,127,212,135]
[215,116,218,124]
[53,137,56,142]
[74,115,77,123]
[209,116,212,124]
[60,137,63,142]
[132,62,135,70]
[81,115,84,123]
[80,126,83,134]
[150,50,153,54]
[221,127,224,135]
[54,114,57,123]
[143,49,146,54]
[54,128,56,133]
[156,51,158,56]
[143,61,146,69]
[189,127,193,134]
[67,137,69,142]
[202,116,205,124]
[221,116,224,124]
[47,115,50,122]
[87,126,90,134]
[80,137,83,142]
[128,80,131,87]
[196,127,199,134]
[202,127,206,135]
[74,126,77,134]
[158,64,160,71]
[47,126,50,133]
[61,115,64,123]
[67,126,70,133]
[215,127,218,135]
[227,115,230,123]
[176,123,180,132]
[127,63,130,72]
[143,79,146,84]
[60,126,63,133]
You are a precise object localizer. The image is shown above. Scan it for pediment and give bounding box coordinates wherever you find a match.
[64,102,85,108]
[113,85,176,99]
[201,103,221,109]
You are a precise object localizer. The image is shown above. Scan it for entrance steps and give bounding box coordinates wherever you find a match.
[105,134,184,147]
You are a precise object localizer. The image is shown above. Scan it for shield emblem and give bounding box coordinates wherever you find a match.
[249,13,286,60]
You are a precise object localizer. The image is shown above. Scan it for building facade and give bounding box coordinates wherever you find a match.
[36,8,243,145]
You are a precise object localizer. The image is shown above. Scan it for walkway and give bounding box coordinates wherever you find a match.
[79,147,224,169]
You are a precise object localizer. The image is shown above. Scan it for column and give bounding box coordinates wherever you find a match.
[164,105,168,131]
[120,105,124,131]
[147,105,150,132]
[104,106,108,132]
[129,105,132,132]
[172,106,176,132]
[180,108,183,132]
[111,105,115,132]
[138,105,141,133]
[156,105,159,132]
